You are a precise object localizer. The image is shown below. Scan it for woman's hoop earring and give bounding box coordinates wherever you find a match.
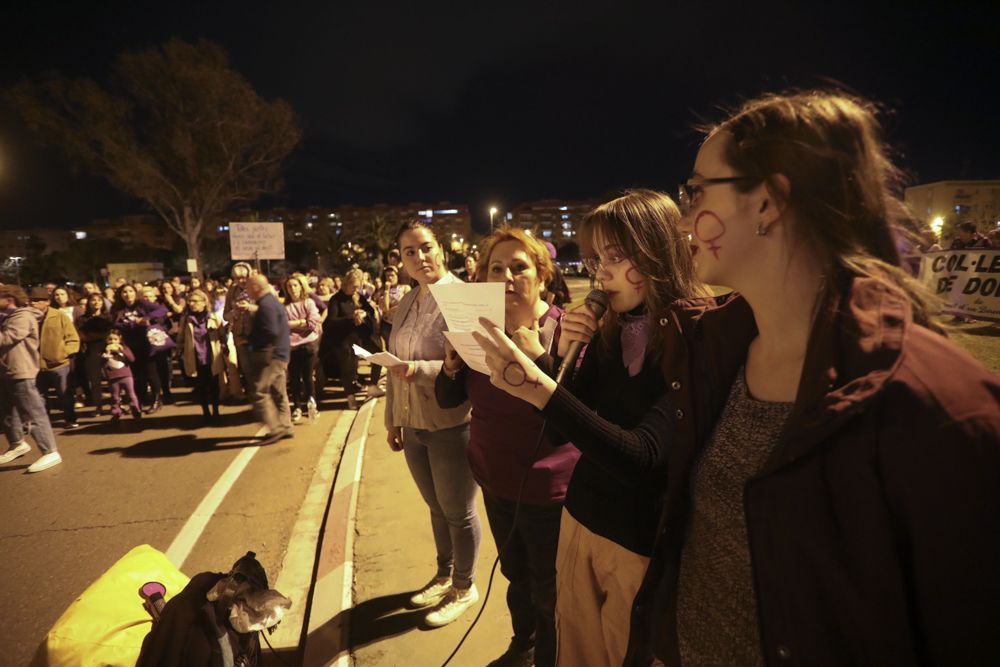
[756,223,769,237]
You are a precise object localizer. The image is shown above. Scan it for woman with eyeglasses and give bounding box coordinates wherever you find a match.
[473,90,1000,666]
[549,190,704,667]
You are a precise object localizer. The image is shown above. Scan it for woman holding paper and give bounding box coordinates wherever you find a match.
[435,226,576,667]
[385,221,482,628]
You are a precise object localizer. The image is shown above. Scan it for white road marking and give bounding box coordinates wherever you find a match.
[164,426,266,568]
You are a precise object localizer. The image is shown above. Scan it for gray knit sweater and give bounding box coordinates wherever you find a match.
[675,366,794,666]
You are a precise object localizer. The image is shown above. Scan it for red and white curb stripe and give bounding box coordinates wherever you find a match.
[303,397,377,667]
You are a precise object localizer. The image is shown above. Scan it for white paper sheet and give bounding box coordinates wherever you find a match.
[443,331,492,375]
[428,282,506,375]
[352,344,408,368]
[428,282,506,334]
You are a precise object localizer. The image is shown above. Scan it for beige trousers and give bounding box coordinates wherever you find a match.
[555,509,650,667]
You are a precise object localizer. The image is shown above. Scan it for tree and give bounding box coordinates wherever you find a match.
[6,38,301,276]
[358,214,396,261]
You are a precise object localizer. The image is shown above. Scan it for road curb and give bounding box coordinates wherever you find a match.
[301,397,377,667]
[268,410,354,654]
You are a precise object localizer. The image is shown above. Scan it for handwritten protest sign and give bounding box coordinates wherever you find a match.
[229,222,286,260]
[918,249,1000,322]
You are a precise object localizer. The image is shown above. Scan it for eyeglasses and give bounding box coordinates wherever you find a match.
[581,252,628,275]
[677,176,758,215]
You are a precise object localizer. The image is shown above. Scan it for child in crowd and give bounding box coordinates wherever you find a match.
[103,329,141,421]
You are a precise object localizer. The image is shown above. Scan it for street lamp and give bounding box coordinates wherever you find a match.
[9,256,22,286]
[489,206,498,233]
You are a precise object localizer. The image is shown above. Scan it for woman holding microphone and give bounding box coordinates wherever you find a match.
[436,227,577,667]
[385,221,482,628]
[550,189,703,666]
[473,90,1000,666]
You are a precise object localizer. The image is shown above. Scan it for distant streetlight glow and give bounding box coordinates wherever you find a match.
[9,256,23,286]
[931,216,945,236]
[489,206,498,233]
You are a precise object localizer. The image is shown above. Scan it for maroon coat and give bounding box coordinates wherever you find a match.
[547,274,1000,665]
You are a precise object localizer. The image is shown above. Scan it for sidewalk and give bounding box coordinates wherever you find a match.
[301,397,515,667]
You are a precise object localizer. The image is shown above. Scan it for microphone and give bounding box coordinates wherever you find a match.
[555,289,609,385]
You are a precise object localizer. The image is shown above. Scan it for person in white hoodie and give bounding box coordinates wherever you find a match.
[0,285,63,473]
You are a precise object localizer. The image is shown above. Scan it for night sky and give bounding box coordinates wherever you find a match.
[1,0,998,233]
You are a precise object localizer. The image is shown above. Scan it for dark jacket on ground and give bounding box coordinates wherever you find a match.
[136,571,260,667]
[544,274,1000,666]
[249,291,290,362]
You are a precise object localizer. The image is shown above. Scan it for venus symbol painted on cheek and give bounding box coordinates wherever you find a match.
[502,361,541,388]
[694,211,726,260]
[624,266,645,291]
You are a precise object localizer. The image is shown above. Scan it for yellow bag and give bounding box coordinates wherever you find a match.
[31,545,189,667]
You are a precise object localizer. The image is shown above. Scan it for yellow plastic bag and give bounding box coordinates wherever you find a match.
[31,544,189,667]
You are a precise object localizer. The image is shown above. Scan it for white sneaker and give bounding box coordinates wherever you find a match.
[292,407,303,424]
[409,576,452,608]
[0,441,31,464]
[307,398,318,423]
[27,451,62,473]
[425,584,479,627]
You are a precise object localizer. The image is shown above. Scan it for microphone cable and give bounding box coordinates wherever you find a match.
[439,418,550,667]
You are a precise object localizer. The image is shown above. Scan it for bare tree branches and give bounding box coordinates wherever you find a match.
[6,38,301,274]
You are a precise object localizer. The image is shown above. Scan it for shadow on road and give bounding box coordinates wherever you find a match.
[90,434,261,458]
[59,410,258,436]
[342,591,433,649]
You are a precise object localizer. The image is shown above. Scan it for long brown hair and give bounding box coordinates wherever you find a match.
[581,189,705,354]
[707,89,941,331]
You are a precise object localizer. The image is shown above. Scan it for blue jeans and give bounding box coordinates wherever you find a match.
[37,364,76,423]
[402,423,481,589]
[1,378,58,454]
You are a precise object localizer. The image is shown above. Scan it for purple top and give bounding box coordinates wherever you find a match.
[188,312,210,366]
[103,344,135,380]
[112,300,169,360]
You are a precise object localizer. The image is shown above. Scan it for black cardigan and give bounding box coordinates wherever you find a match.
[560,328,667,556]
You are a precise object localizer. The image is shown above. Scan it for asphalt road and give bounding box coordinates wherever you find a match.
[0,385,347,666]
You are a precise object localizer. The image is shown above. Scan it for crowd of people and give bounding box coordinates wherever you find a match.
[2,88,999,666]
[0,250,432,472]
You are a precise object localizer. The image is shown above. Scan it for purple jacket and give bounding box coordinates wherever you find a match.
[112,300,170,360]
[103,344,136,380]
